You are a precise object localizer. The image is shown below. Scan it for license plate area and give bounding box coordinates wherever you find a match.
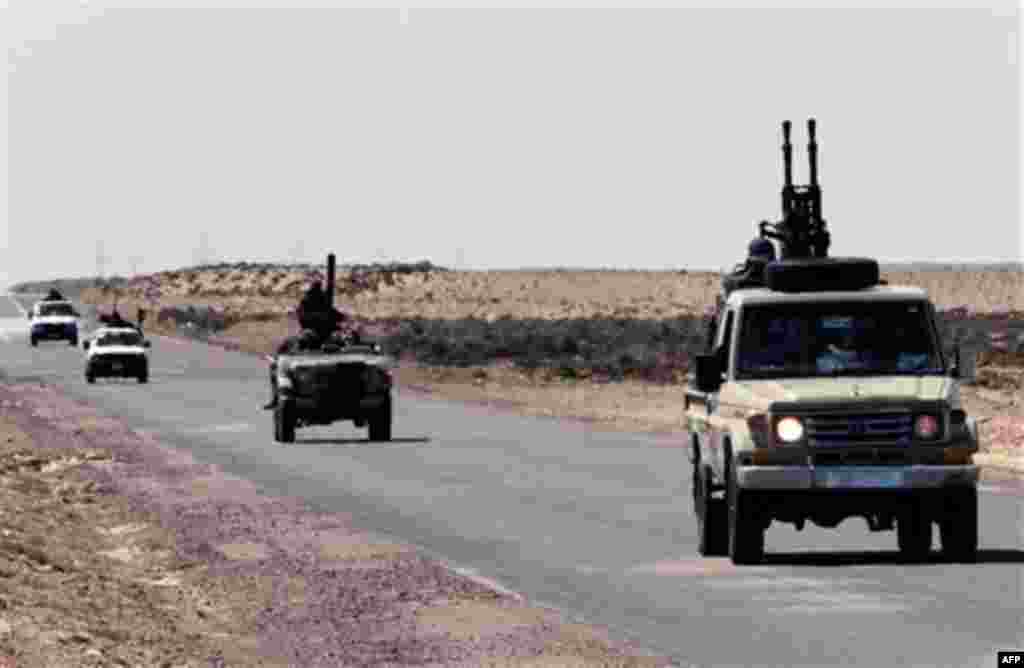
[817,468,905,489]
[111,362,124,371]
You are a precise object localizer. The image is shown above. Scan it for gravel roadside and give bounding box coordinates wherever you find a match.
[0,380,674,668]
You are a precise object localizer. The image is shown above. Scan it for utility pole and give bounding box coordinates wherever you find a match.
[193,230,213,267]
[96,240,107,285]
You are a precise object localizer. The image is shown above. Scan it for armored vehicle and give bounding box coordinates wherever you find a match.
[271,254,396,443]
[686,120,979,565]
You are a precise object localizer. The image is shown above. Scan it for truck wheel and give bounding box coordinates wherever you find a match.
[30,337,37,347]
[86,373,96,384]
[897,498,933,562]
[274,401,295,443]
[940,487,978,562]
[368,397,392,442]
[728,472,765,565]
[697,465,728,557]
[137,368,149,384]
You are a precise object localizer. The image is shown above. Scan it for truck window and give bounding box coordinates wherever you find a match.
[735,300,943,379]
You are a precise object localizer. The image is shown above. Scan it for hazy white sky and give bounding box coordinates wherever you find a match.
[5,3,1021,287]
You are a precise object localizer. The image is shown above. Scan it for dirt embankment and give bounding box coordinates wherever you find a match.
[0,382,672,667]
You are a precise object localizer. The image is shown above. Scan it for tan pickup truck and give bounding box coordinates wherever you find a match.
[685,279,980,566]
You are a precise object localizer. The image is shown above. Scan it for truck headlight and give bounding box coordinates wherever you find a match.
[775,416,804,443]
[914,414,940,440]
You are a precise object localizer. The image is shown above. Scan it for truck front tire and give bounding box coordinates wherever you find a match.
[728,473,765,565]
[274,400,296,443]
[368,397,392,442]
[697,464,728,557]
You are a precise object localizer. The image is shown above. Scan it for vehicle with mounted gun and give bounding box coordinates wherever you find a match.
[685,120,980,566]
[268,253,396,444]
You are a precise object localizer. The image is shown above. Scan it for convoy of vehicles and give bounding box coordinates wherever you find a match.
[18,120,989,569]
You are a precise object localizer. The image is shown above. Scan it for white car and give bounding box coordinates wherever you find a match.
[83,327,151,384]
[28,300,80,346]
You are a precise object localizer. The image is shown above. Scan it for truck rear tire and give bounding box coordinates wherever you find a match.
[940,487,978,562]
[368,397,392,442]
[897,498,932,561]
[697,465,728,557]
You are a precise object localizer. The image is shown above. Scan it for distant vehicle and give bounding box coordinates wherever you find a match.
[28,300,80,347]
[268,253,395,444]
[82,327,151,384]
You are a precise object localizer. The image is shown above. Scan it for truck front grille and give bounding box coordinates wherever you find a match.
[294,364,365,396]
[812,450,911,466]
[805,412,914,447]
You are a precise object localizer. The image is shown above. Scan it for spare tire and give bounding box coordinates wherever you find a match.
[764,257,880,293]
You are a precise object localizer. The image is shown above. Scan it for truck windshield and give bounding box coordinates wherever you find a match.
[38,303,75,317]
[97,332,142,346]
[735,300,945,379]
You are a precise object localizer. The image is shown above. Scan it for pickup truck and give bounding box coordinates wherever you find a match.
[28,300,80,346]
[685,265,980,565]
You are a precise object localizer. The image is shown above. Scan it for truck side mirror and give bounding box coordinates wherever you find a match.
[949,345,961,379]
[695,353,723,393]
[950,344,976,383]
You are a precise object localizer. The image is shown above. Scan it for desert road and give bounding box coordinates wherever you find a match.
[1,294,1022,668]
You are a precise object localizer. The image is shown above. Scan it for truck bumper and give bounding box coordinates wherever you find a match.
[737,464,978,491]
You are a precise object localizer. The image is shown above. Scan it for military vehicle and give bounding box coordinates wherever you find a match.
[83,326,152,384]
[270,253,396,444]
[28,298,80,347]
[686,120,980,565]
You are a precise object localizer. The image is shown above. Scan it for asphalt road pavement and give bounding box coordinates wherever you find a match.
[1,294,1022,668]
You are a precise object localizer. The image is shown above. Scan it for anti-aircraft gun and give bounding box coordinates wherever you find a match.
[760,118,830,261]
[708,119,881,348]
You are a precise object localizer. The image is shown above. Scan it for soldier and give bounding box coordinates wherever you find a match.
[297,279,350,335]
[262,278,362,409]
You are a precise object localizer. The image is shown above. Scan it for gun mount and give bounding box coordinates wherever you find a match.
[760,119,830,261]
[719,119,879,299]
